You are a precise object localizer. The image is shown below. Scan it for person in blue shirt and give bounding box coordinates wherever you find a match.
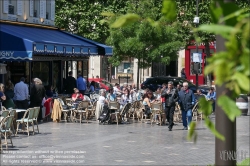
[76,72,87,95]
[178,82,195,130]
[206,87,216,113]
[89,81,96,93]
[107,88,116,102]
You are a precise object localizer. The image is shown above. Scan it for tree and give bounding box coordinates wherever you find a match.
[105,0,184,87]
[55,0,129,43]
[109,1,249,165]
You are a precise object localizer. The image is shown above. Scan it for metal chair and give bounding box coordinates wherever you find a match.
[1,116,14,150]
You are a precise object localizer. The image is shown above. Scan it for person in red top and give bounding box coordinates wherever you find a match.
[72,88,84,101]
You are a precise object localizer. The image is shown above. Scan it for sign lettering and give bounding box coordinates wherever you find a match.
[0,51,15,57]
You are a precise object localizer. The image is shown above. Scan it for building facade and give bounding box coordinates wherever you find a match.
[0,0,112,92]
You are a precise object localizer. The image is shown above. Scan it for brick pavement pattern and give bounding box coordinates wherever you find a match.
[0,115,249,165]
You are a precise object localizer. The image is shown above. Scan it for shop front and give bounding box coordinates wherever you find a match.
[184,41,216,85]
[0,22,112,92]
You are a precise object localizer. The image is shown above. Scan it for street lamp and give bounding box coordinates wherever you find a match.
[193,0,200,88]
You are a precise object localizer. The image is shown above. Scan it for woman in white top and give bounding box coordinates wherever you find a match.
[120,88,131,109]
[98,90,108,106]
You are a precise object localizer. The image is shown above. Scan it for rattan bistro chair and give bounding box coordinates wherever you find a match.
[16,108,35,136]
[150,102,164,125]
[73,101,90,123]
[33,107,40,133]
[1,116,14,150]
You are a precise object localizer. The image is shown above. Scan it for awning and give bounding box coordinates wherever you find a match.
[0,23,99,61]
[63,32,113,56]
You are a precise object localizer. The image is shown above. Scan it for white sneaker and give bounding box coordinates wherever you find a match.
[188,126,190,130]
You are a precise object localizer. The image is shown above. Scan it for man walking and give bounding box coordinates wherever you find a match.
[178,82,195,130]
[64,71,76,94]
[76,72,87,95]
[161,81,179,131]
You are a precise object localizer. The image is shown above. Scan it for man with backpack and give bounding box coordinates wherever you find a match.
[161,81,179,131]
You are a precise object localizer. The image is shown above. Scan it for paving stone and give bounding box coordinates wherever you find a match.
[0,115,249,165]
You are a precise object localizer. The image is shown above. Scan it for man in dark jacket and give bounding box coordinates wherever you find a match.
[178,82,195,130]
[64,71,76,95]
[161,81,179,131]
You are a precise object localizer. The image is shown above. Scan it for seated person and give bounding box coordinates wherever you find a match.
[120,88,131,110]
[89,81,96,93]
[98,90,109,106]
[154,87,162,102]
[107,89,116,102]
[46,85,54,98]
[129,89,137,102]
[72,88,84,102]
[195,89,206,102]
[142,90,156,118]
[206,87,216,112]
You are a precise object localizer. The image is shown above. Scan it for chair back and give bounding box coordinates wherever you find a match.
[27,108,36,120]
[33,107,40,119]
[84,95,91,101]
[108,101,119,110]
[151,102,162,111]
[91,94,100,101]
[2,106,7,111]
[77,101,89,110]
[9,109,16,116]
[2,116,14,130]
[57,98,65,106]
[120,103,131,116]
[1,111,9,118]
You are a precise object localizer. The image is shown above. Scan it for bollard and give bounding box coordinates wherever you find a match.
[118,76,120,85]
[236,94,248,116]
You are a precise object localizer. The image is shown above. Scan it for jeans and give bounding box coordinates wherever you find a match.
[182,109,192,127]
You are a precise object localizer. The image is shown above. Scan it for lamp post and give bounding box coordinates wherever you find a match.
[193,0,200,88]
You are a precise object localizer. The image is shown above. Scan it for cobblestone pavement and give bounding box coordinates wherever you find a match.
[0,115,249,165]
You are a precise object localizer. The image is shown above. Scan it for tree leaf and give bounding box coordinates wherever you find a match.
[198,97,212,116]
[197,24,235,39]
[110,13,140,28]
[209,1,222,24]
[161,0,177,21]
[217,95,242,122]
[205,118,225,141]
[231,72,250,92]
[187,121,197,143]
[101,12,115,17]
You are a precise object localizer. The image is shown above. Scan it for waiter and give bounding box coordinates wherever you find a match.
[161,81,179,131]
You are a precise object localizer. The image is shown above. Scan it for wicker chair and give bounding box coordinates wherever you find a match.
[16,108,35,136]
[72,101,90,123]
[1,116,14,150]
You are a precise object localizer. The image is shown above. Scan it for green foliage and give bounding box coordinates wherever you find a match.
[55,0,129,43]
[237,158,250,166]
[162,0,177,21]
[217,96,242,121]
[106,0,184,67]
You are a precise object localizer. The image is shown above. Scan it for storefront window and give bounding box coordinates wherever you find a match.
[32,62,49,86]
[190,49,203,75]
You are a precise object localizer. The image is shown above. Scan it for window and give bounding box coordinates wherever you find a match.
[46,12,49,19]
[101,80,113,88]
[8,0,16,15]
[34,0,39,18]
[190,49,203,75]
[46,0,50,19]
